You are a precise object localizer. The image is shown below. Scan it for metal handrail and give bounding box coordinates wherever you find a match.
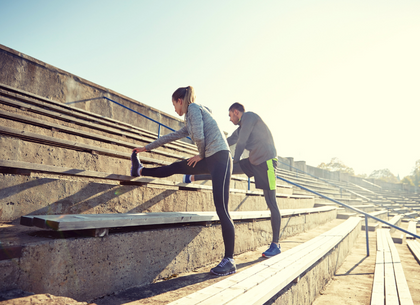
[103,96,191,140]
[100,97,419,250]
[276,175,420,256]
[276,159,350,193]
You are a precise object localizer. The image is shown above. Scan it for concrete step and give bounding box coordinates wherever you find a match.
[0,207,338,301]
[87,218,353,304]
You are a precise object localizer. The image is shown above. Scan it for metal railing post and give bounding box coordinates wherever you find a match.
[365,217,370,256]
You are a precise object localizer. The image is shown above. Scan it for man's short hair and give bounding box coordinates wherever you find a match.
[229,102,245,113]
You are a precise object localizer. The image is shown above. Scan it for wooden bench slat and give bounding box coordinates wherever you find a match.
[385,233,414,305]
[21,208,336,231]
[370,248,384,304]
[211,236,343,305]
[169,217,361,305]
[223,220,361,305]
[406,221,417,240]
[171,235,334,305]
[372,229,414,305]
[406,240,420,263]
[383,249,399,304]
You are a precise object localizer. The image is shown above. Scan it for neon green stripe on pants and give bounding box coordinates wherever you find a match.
[267,158,277,191]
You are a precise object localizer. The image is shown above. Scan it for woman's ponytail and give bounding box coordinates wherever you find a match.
[172,86,196,116]
[181,86,195,114]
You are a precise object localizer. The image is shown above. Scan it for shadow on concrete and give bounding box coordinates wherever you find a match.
[92,258,266,305]
[126,189,178,213]
[32,182,132,215]
[234,196,251,211]
[334,256,371,276]
[279,215,293,239]
[0,178,56,201]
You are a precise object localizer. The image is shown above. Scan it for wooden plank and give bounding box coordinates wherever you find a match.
[370,249,385,305]
[406,221,417,240]
[208,236,342,305]
[385,232,414,305]
[170,235,333,305]
[224,219,360,305]
[406,240,420,263]
[383,250,399,304]
[21,208,336,231]
[169,217,360,305]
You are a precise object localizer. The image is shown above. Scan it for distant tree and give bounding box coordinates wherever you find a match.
[369,168,399,183]
[401,176,414,186]
[318,157,355,175]
[412,159,420,188]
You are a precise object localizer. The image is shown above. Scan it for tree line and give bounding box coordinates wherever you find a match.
[318,158,420,187]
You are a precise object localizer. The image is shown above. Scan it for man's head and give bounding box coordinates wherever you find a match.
[228,102,245,125]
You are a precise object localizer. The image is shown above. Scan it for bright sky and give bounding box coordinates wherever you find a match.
[1,0,419,178]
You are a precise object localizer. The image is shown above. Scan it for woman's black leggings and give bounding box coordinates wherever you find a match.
[141,150,235,258]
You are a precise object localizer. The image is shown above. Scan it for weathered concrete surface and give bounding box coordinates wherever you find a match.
[90,218,349,305]
[0,172,313,222]
[0,293,93,305]
[0,209,336,301]
[0,44,185,136]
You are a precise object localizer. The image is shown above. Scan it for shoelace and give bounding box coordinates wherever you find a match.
[217,258,230,267]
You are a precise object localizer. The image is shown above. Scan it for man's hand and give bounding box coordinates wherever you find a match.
[187,155,203,167]
[133,147,147,153]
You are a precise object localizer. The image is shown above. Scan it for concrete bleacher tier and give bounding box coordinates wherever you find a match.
[1,44,419,304]
[0,83,339,302]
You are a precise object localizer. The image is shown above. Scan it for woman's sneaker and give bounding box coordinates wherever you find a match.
[183,175,192,183]
[210,257,236,276]
[130,151,143,177]
[262,243,281,258]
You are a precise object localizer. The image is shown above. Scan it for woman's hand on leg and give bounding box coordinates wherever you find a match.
[187,155,203,167]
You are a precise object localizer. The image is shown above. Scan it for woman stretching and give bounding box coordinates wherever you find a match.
[131,86,235,276]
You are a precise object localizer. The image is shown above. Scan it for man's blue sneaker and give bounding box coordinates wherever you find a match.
[262,243,281,258]
[210,257,236,276]
[130,151,143,177]
[183,174,192,183]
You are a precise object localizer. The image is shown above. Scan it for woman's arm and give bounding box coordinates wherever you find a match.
[144,126,189,151]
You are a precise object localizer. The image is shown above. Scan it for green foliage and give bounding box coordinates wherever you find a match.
[317,157,355,175]
[400,159,420,187]
[401,176,414,186]
[412,159,420,187]
[369,168,399,183]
